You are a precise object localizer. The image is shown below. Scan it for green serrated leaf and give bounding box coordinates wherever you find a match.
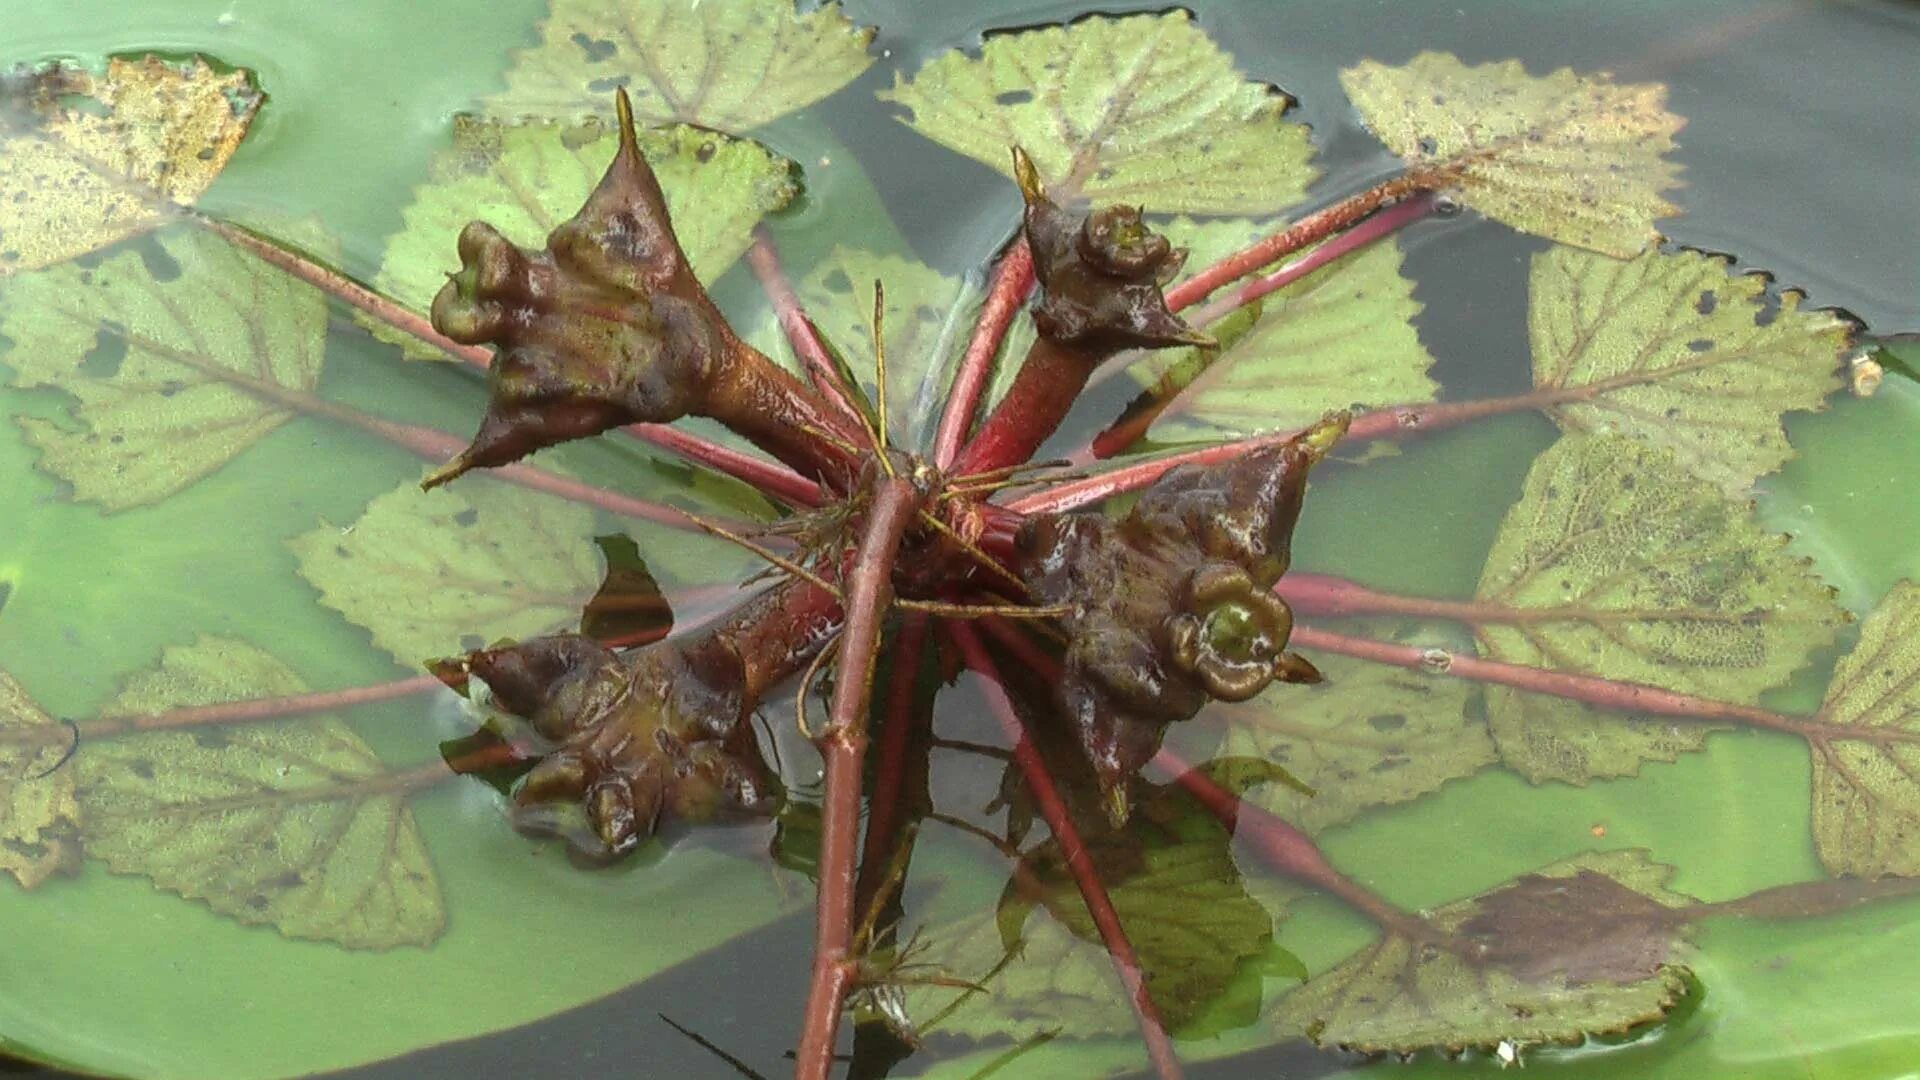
[1340,51,1684,257]
[0,224,327,509]
[1273,850,1694,1054]
[371,118,797,360]
[1475,435,1846,784]
[486,0,873,131]
[1114,217,1437,447]
[883,11,1316,214]
[290,476,604,667]
[0,671,80,889]
[75,636,444,949]
[1215,639,1489,835]
[1811,580,1920,878]
[909,795,1272,1040]
[1529,245,1851,494]
[0,56,261,275]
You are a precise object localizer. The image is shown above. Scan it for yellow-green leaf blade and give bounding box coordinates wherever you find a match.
[1215,636,1489,835]
[1340,51,1684,257]
[882,12,1316,214]
[74,636,444,949]
[372,119,797,360]
[1475,435,1845,783]
[1119,218,1437,445]
[0,672,81,889]
[1530,246,1851,494]
[289,477,605,667]
[487,0,874,131]
[1811,580,1920,878]
[0,224,327,509]
[0,56,261,274]
[1273,850,1695,1054]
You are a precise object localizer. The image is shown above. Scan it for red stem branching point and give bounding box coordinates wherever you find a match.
[948,622,1185,1080]
[932,236,1036,468]
[746,228,869,428]
[796,475,921,1080]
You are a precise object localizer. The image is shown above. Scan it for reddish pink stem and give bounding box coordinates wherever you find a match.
[1011,387,1537,516]
[627,423,823,508]
[1288,623,1807,735]
[1163,175,1431,312]
[949,622,1185,1080]
[197,216,492,366]
[932,237,1036,468]
[745,228,868,427]
[1085,194,1438,458]
[859,613,931,891]
[1152,747,1424,936]
[797,477,921,1080]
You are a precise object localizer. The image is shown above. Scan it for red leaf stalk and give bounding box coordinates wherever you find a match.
[1287,623,1809,736]
[193,215,492,367]
[1084,193,1438,458]
[1163,174,1433,311]
[745,227,870,428]
[857,612,931,899]
[1152,747,1427,938]
[628,422,824,508]
[796,474,922,1080]
[930,237,1035,468]
[949,622,1185,1080]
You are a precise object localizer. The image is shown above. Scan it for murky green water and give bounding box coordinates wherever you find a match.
[3,1,1918,1078]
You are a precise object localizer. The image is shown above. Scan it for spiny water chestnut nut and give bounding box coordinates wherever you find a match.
[1013,146,1209,353]
[1016,414,1347,820]
[450,633,780,863]
[424,91,732,488]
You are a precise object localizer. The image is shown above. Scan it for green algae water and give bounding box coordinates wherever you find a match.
[3,1,1919,1078]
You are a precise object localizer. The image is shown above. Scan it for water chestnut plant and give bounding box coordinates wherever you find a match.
[0,3,1915,1078]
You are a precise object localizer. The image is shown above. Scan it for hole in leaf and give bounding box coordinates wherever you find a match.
[569,32,618,63]
[78,326,127,377]
[136,239,182,282]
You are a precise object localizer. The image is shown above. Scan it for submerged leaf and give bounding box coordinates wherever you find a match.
[1341,51,1684,257]
[0,672,81,888]
[1215,638,1488,834]
[1274,850,1695,1054]
[0,56,260,274]
[0,224,326,509]
[1529,246,1851,494]
[373,118,796,360]
[1475,435,1845,783]
[883,11,1316,214]
[1115,218,1437,448]
[910,790,1273,1039]
[488,0,873,131]
[75,637,444,948]
[290,477,606,667]
[1810,581,1920,878]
